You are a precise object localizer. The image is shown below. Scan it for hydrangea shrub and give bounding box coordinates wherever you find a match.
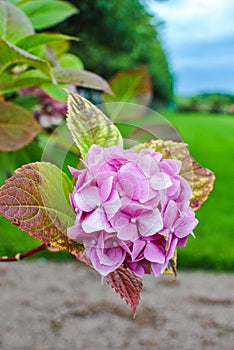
[0,91,215,315]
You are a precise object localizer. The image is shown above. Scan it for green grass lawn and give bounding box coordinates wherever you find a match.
[0,111,233,271]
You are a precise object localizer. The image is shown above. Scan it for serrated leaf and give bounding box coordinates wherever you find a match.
[0,101,41,151]
[190,161,215,210]
[71,248,142,317]
[0,1,34,44]
[54,67,112,94]
[133,140,215,209]
[0,162,78,251]
[16,33,78,52]
[106,267,143,317]
[0,39,54,81]
[20,0,78,30]
[104,66,152,121]
[66,91,123,159]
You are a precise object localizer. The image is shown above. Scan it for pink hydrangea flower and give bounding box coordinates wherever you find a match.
[68,145,198,277]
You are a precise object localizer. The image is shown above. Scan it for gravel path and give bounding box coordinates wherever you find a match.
[0,261,233,350]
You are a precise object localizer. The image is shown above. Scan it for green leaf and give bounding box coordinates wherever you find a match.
[0,70,50,95]
[20,0,78,30]
[66,91,123,159]
[0,101,41,151]
[47,39,70,57]
[103,66,152,121]
[58,53,84,70]
[0,162,77,251]
[0,1,34,44]
[0,39,54,81]
[16,33,78,52]
[41,83,67,102]
[53,67,112,94]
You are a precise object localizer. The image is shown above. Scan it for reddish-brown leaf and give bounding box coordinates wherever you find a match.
[72,248,143,317]
[106,266,143,317]
[0,162,78,251]
[0,101,41,151]
[53,67,113,94]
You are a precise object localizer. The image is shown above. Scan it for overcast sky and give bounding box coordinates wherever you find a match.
[150,0,234,96]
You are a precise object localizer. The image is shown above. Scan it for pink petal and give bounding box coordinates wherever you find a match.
[68,166,82,179]
[89,246,125,276]
[167,179,180,197]
[82,207,111,233]
[151,262,164,277]
[163,200,178,230]
[67,224,86,240]
[113,215,139,241]
[99,176,113,202]
[96,246,124,266]
[85,144,105,175]
[159,159,181,176]
[144,242,165,263]
[74,186,100,212]
[119,162,144,179]
[131,239,146,261]
[116,171,141,200]
[138,209,163,236]
[103,190,121,220]
[150,172,172,190]
[166,237,178,261]
[174,208,198,238]
[136,154,160,177]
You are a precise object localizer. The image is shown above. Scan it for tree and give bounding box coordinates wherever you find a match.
[55,0,174,103]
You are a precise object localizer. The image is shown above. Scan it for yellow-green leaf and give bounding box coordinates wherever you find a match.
[66,91,123,159]
[16,33,78,52]
[0,39,54,81]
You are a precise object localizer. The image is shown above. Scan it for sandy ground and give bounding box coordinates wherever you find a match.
[0,261,233,350]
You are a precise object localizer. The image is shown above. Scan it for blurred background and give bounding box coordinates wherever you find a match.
[0,0,233,271]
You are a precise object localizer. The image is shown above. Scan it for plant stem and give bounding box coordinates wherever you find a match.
[0,244,47,262]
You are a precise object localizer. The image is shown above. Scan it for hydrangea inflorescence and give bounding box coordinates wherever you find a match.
[0,91,215,314]
[68,144,198,277]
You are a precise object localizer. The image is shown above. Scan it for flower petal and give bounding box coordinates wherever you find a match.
[138,209,163,236]
[150,172,172,190]
[74,186,100,212]
[99,176,114,202]
[89,246,125,276]
[82,207,111,233]
[144,242,165,263]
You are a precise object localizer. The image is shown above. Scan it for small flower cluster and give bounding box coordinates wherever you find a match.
[68,145,198,277]
[20,87,68,128]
